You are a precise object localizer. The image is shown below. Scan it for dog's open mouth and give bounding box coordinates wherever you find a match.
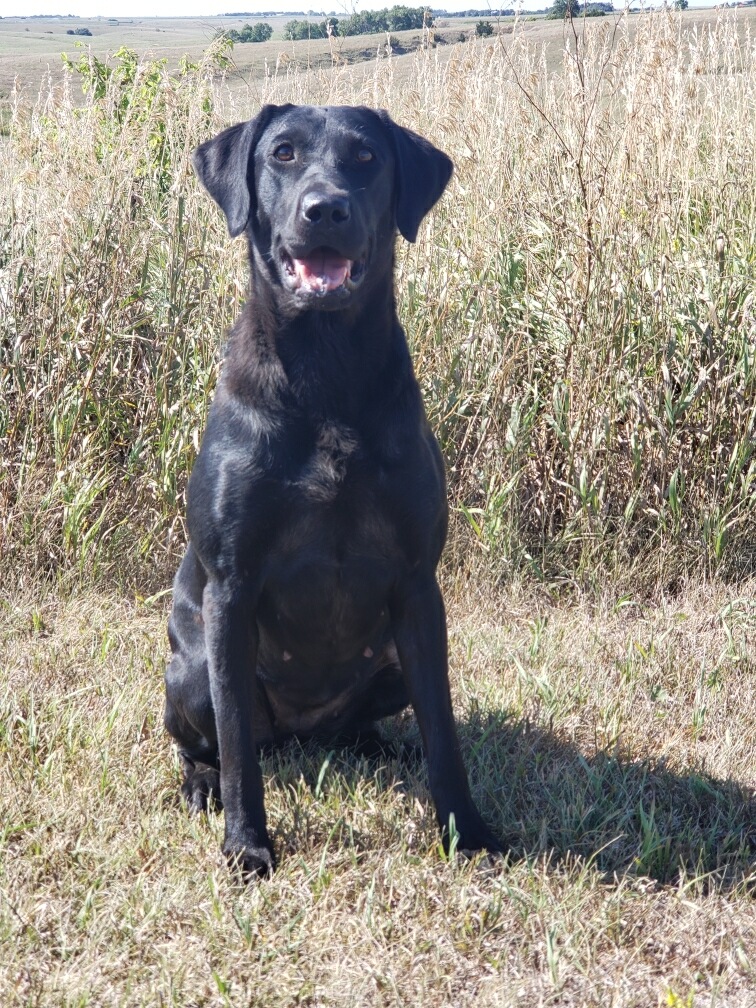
[282,247,367,296]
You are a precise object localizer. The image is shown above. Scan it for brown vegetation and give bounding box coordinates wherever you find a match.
[1,10,754,1005]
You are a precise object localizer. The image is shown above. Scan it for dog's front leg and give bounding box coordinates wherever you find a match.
[391,573,503,856]
[203,577,275,879]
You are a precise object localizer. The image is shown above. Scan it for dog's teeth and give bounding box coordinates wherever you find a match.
[363,646,373,658]
[283,650,292,661]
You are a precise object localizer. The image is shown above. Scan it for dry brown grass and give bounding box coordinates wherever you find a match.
[3,10,755,591]
[1,579,754,1005]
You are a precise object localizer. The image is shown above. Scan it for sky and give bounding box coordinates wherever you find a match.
[4,0,714,17]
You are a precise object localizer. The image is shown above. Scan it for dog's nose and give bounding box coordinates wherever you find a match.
[301,192,351,225]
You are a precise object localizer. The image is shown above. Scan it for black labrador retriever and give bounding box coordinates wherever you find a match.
[164,103,502,878]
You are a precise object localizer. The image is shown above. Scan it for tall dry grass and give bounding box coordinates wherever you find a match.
[1,12,755,593]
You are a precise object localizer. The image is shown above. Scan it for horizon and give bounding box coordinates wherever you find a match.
[1,0,718,19]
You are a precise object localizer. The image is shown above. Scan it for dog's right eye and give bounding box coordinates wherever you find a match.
[273,143,295,162]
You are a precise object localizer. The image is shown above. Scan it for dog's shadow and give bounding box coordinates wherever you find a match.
[263,709,755,892]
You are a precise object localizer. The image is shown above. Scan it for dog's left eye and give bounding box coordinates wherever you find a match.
[356,147,374,164]
[274,143,295,162]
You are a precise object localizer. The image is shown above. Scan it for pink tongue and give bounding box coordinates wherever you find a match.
[293,251,351,293]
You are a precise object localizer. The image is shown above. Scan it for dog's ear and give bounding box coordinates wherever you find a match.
[375,110,453,243]
[192,104,294,238]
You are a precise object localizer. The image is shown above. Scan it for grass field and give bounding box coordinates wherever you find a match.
[2,580,755,1004]
[0,12,498,105]
[5,7,753,106]
[1,7,755,1005]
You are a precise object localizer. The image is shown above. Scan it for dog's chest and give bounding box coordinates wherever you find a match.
[296,420,360,503]
[278,418,398,568]
[255,421,400,665]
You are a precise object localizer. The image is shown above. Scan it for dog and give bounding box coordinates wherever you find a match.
[164,103,502,878]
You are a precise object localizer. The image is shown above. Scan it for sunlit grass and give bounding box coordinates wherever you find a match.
[1,582,754,1005]
[3,12,754,593]
[1,13,755,1005]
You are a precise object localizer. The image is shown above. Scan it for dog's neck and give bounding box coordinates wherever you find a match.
[224,267,413,428]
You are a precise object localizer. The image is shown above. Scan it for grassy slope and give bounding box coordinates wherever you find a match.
[3,8,754,105]
[8,8,750,106]
[0,14,493,105]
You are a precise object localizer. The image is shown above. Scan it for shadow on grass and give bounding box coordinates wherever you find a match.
[262,709,756,894]
[462,709,756,893]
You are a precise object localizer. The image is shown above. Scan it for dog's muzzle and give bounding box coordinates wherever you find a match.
[281,246,367,297]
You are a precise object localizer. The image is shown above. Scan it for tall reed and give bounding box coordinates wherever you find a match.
[1,13,754,592]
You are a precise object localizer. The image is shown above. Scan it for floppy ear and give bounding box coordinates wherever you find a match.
[376,110,453,243]
[192,104,294,238]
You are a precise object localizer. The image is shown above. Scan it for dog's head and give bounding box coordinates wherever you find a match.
[193,104,453,312]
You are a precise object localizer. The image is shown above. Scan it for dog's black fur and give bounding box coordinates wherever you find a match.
[164,104,502,878]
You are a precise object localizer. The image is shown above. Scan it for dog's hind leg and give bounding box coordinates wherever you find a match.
[165,546,221,812]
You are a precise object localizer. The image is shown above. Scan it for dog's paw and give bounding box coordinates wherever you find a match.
[445,814,505,860]
[463,827,506,857]
[180,763,222,814]
[459,838,507,866]
[223,840,276,881]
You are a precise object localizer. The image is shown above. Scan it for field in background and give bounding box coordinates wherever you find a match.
[3,7,756,592]
[0,12,507,105]
[4,8,755,107]
[1,8,755,1005]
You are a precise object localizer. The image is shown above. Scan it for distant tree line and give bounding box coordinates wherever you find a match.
[546,0,613,15]
[219,21,273,42]
[66,27,92,35]
[282,17,338,39]
[283,6,433,39]
[221,9,339,14]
